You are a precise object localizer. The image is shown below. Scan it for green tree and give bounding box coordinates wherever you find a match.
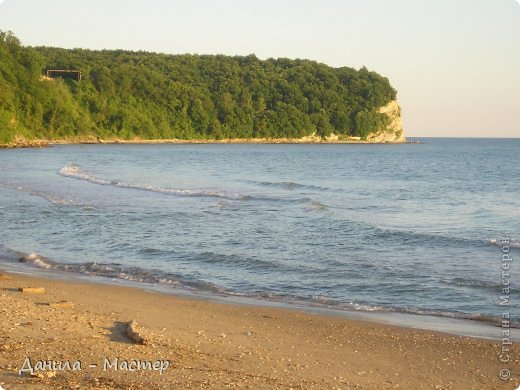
[0,30,398,143]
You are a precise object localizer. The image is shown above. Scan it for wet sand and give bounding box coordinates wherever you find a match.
[0,272,516,389]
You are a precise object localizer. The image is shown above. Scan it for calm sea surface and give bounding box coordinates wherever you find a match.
[1,139,518,337]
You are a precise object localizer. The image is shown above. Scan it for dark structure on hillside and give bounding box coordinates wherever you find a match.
[46,69,82,81]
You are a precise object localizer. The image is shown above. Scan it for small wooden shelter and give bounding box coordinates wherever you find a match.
[46,70,82,81]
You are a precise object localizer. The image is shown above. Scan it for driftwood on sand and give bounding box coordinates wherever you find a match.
[18,287,45,294]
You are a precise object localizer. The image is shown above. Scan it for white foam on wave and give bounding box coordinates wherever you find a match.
[19,253,53,269]
[59,165,249,200]
[59,165,112,186]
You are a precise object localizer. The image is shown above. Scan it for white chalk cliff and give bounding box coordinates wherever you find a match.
[366,100,405,143]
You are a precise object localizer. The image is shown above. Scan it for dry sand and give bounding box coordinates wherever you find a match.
[0,272,517,389]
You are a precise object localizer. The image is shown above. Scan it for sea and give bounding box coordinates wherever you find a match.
[1,138,518,339]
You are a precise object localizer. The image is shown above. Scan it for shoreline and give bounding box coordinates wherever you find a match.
[0,136,413,149]
[0,270,515,388]
[1,261,509,341]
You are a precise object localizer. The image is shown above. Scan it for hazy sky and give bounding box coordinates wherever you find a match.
[0,0,519,137]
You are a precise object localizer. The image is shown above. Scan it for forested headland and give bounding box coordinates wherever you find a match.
[0,30,403,145]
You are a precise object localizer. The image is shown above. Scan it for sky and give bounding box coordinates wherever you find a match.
[0,0,519,137]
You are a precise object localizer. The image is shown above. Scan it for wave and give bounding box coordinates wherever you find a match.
[245,179,335,192]
[3,245,517,330]
[19,253,55,269]
[347,220,518,252]
[15,250,187,288]
[10,247,298,292]
[0,180,87,207]
[59,165,250,200]
[0,245,22,262]
[257,292,517,328]
[323,217,497,251]
[58,165,325,207]
[348,304,506,327]
[304,200,328,211]
[441,277,503,292]
[298,296,516,327]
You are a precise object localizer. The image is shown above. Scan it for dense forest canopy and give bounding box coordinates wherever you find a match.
[0,30,398,143]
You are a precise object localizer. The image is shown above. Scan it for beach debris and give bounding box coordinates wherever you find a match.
[19,287,45,294]
[126,320,149,345]
[14,322,33,327]
[47,301,75,309]
[0,273,12,280]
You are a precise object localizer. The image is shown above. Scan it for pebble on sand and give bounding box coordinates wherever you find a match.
[126,320,149,345]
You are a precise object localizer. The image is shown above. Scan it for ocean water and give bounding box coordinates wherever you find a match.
[1,138,519,337]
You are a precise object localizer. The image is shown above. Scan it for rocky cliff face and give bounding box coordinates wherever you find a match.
[366,100,405,143]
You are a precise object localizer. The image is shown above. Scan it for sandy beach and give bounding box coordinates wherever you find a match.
[0,271,515,389]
